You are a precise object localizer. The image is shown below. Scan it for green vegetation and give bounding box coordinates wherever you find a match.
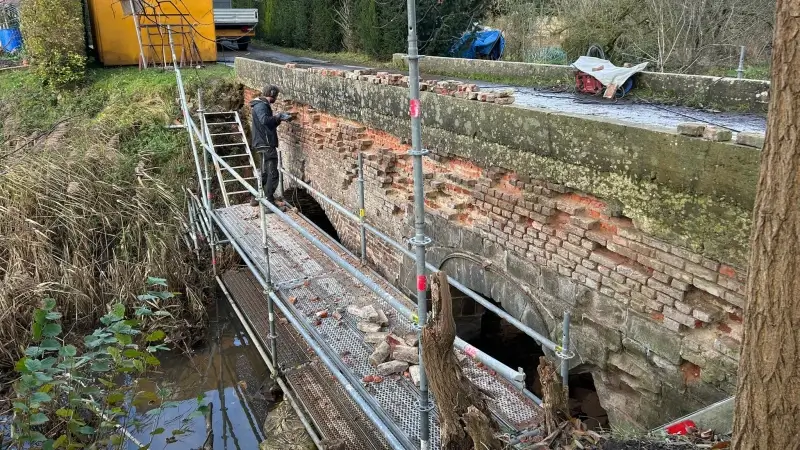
[18,0,86,87]
[11,280,207,448]
[0,65,235,372]
[258,0,489,60]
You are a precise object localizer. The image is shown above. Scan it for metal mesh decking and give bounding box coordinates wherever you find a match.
[216,204,540,448]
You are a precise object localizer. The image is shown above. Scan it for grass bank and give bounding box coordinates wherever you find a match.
[0,65,237,374]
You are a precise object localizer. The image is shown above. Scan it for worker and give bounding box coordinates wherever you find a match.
[249,84,292,210]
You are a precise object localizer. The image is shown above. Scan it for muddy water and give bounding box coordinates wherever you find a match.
[127,296,302,450]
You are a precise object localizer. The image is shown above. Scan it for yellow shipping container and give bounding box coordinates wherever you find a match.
[87,0,217,67]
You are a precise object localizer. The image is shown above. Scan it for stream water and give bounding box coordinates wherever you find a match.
[126,294,304,450]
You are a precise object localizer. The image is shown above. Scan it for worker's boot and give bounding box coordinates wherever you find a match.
[249,197,259,207]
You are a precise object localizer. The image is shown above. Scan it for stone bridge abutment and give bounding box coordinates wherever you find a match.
[237,57,757,430]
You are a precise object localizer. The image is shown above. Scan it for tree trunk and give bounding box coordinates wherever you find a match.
[421,271,502,450]
[537,356,569,435]
[732,3,800,449]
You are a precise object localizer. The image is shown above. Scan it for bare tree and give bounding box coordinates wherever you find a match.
[732,1,800,448]
[333,0,356,52]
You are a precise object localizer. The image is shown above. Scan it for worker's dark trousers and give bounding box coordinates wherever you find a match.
[260,151,279,204]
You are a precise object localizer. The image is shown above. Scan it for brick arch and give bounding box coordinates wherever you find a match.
[432,250,557,353]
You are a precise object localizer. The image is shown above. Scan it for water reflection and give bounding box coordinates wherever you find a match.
[128,297,278,450]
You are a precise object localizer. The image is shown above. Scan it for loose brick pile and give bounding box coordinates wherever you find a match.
[290,64,515,105]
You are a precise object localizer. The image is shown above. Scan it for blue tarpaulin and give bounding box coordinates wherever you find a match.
[449,29,505,60]
[0,28,22,53]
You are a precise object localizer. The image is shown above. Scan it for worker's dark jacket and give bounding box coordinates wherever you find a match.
[250,97,281,159]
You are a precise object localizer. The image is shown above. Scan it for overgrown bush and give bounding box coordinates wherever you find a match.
[11,284,206,447]
[18,0,86,87]
[493,0,775,74]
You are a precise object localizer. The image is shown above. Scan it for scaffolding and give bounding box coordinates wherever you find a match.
[129,0,203,69]
[167,10,577,444]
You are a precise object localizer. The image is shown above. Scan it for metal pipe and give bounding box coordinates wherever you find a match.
[217,276,324,449]
[561,312,571,389]
[211,216,412,450]
[277,149,285,198]
[405,2,431,445]
[357,152,367,264]
[509,428,542,445]
[736,46,745,79]
[454,340,524,388]
[278,168,561,353]
[129,0,147,68]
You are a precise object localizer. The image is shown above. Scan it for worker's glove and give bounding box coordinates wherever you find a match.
[278,112,292,122]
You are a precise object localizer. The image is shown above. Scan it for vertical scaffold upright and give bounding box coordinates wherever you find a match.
[404,1,432,448]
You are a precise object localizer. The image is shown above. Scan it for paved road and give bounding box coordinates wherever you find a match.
[218,46,767,135]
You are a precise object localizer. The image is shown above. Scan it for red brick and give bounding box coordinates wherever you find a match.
[654,250,685,269]
[617,264,649,284]
[651,271,671,284]
[607,242,637,261]
[670,245,702,264]
[563,241,591,258]
[685,262,718,282]
[647,278,684,301]
[637,254,665,272]
[576,264,602,282]
[590,251,621,269]
[570,215,599,230]
[585,230,608,246]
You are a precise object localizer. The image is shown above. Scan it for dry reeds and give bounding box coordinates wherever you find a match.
[0,98,209,372]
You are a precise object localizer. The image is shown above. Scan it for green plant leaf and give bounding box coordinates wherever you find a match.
[77,425,95,435]
[32,321,43,341]
[42,298,57,311]
[56,408,73,418]
[28,431,47,442]
[13,401,29,411]
[42,323,62,338]
[30,412,49,425]
[34,372,54,383]
[90,360,111,372]
[45,311,63,320]
[146,276,168,287]
[60,345,77,357]
[40,338,60,351]
[123,349,143,358]
[152,427,165,435]
[31,391,52,404]
[145,330,166,342]
[24,358,42,371]
[135,307,153,316]
[107,392,125,405]
[112,303,126,318]
[25,346,44,358]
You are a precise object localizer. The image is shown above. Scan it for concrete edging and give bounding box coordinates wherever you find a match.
[392,54,770,113]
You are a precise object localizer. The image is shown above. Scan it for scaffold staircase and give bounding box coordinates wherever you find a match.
[202,111,259,207]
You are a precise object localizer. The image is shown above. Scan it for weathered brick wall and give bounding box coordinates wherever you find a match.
[239,61,753,429]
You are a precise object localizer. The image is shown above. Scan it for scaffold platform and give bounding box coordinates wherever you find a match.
[214,204,541,448]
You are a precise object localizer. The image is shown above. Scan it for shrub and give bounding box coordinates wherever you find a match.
[11,282,207,447]
[18,0,86,88]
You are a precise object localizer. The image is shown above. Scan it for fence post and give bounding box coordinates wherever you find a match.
[357,152,367,264]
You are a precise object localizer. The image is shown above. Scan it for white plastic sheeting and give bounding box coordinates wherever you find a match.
[571,56,648,86]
